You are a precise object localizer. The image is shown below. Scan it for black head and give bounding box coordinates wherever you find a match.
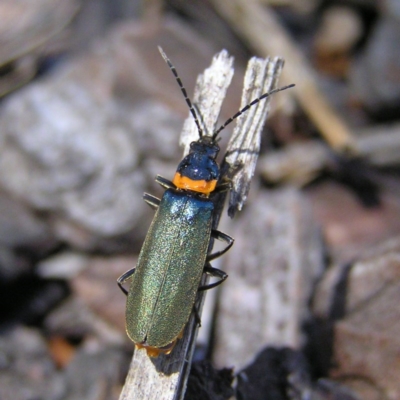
[189,136,220,159]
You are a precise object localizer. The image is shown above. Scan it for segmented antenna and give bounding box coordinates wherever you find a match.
[212,83,295,140]
[193,103,210,137]
[158,47,204,138]
[159,46,295,142]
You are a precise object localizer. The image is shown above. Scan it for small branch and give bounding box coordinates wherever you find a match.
[210,0,358,155]
[258,124,400,187]
[355,124,400,167]
[213,188,324,369]
[224,56,285,216]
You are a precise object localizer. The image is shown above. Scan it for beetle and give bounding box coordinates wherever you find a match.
[118,47,294,357]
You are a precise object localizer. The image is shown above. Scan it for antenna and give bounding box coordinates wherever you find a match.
[159,47,295,142]
[212,83,295,140]
[158,47,204,138]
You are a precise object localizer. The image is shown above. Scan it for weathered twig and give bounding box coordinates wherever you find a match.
[213,188,324,369]
[210,0,358,155]
[119,49,286,400]
[259,124,400,187]
[355,123,400,167]
[225,56,285,216]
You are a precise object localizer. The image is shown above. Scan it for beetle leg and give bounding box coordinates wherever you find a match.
[213,180,231,193]
[136,341,177,357]
[207,230,234,261]
[143,193,160,209]
[155,175,176,190]
[192,305,202,327]
[198,263,228,291]
[117,268,136,296]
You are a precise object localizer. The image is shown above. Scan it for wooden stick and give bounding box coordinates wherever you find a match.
[213,188,324,369]
[210,0,358,155]
[225,56,286,216]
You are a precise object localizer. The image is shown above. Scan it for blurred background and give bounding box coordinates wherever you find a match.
[0,0,400,399]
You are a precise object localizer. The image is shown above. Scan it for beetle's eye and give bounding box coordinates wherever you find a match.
[189,142,200,153]
[207,146,219,158]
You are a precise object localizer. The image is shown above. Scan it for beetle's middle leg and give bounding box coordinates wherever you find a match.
[198,263,228,291]
[207,230,234,262]
[143,193,160,210]
[117,268,136,296]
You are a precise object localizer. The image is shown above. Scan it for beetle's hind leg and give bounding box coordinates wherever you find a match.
[192,305,202,327]
[117,268,136,296]
[198,263,228,291]
[207,230,234,262]
[194,264,228,326]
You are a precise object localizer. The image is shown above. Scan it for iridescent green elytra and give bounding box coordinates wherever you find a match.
[126,189,213,353]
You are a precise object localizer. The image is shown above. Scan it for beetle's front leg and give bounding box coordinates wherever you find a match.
[155,175,176,190]
[213,180,231,193]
